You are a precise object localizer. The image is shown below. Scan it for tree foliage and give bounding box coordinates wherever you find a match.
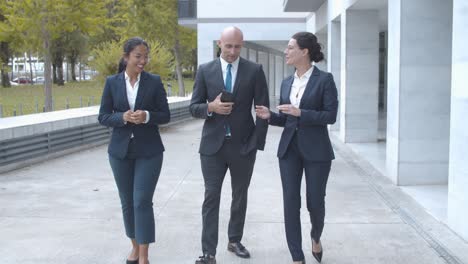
[89,40,173,82]
[0,0,197,100]
[88,41,122,81]
[0,0,108,109]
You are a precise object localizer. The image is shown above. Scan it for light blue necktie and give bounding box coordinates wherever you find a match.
[225,63,232,92]
[225,64,232,137]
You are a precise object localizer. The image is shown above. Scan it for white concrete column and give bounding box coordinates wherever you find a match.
[386,0,452,185]
[197,25,216,65]
[328,20,341,131]
[240,48,248,59]
[249,49,258,62]
[257,51,268,76]
[340,9,379,142]
[269,54,276,97]
[448,0,468,242]
[275,55,283,96]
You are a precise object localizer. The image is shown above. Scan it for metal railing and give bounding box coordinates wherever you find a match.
[0,100,192,173]
[178,0,197,19]
[0,124,111,167]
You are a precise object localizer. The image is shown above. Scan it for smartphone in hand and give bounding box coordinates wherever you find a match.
[221,91,234,103]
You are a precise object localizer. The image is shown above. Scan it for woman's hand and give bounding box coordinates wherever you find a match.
[123,110,147,124]
[123,110,134,123]
[131,110,147,124]
[255,105,271,120]
[277,104,301,117]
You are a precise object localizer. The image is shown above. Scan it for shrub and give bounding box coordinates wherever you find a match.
[89,41,121,81]
[145,40,174,81]
[89,40,174,82]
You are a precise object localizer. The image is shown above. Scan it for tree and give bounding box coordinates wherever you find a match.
[122,0,191,96]
[0,28,12,87]
[0,8,15,88]
[179,26,197,80]
[51,36,65,85]
[65,31,88,81]
[1,0,108,110]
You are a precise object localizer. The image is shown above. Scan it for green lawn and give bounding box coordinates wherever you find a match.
[0,78,194,117]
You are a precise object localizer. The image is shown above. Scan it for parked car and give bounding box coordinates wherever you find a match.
[11,77,32,84]
[32,76,45,84]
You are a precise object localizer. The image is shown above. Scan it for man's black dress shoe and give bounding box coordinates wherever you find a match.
[227,242,250,258]
[126,258,138,264]
[195,254,216,264]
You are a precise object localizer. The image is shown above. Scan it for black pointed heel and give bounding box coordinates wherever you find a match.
[312,240,323,263]
[312,250,322,263]
[126,258,138,264]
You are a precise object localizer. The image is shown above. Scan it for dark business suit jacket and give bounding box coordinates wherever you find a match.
[98,71,170,159]
[190,57,269,155]
[269,66,338,161]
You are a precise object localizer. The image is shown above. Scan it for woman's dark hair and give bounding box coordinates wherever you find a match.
[118,37,150,73]
[291,32,324,63]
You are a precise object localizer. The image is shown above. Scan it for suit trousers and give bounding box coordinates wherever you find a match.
[278,133,331,261]
[108,139,163,244]
[200,139,256,256]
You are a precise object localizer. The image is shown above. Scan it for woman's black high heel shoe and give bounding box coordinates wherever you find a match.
[312,240,323,263]
[126,258,138,264]
[312,250,322,263]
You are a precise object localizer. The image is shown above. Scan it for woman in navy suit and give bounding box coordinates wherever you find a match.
[98,37,170,264]
[256,32,338,264]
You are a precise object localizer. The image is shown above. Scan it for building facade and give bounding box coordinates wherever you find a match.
[180,0,468,241]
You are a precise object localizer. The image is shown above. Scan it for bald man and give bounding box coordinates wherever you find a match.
[190,27,270,264]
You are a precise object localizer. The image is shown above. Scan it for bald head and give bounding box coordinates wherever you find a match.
[220,26,244,41]
[217,27,244,63]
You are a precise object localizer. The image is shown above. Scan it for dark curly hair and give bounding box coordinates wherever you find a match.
[291,32,324,63]
[118,37,150,73]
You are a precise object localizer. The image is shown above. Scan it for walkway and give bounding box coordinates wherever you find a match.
[0,119,467,264]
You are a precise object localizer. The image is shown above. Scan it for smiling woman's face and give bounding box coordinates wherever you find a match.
[125,44,149,75]
[284,38,307,66]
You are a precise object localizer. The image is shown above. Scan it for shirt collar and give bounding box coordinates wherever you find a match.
[220,56,240,71]
[124,71,141,82]
[294,65,314,80]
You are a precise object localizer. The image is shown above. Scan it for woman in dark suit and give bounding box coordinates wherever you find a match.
[255,32,338,264]
[98,37,170,264]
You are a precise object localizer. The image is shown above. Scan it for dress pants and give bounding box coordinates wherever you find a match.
[200,139,256,256]
[108,139,163,244]
[279,134,331,262]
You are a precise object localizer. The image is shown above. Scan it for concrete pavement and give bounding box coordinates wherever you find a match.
[1,119,467,264]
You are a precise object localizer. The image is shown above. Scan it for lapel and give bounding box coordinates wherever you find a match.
[214,59,225,95]
[299,66,320,108]
[134,71,148,110]
[282,75,294,104]
[117,72,131,110]
[232,57,245,98]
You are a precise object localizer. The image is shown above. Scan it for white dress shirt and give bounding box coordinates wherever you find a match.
[289,66,314,108]
[207,57,240,116]
[124,72,150,125]
[220,56,240,92]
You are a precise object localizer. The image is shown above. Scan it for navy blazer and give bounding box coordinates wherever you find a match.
[269,66,338,161]
[98,71,170,159]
